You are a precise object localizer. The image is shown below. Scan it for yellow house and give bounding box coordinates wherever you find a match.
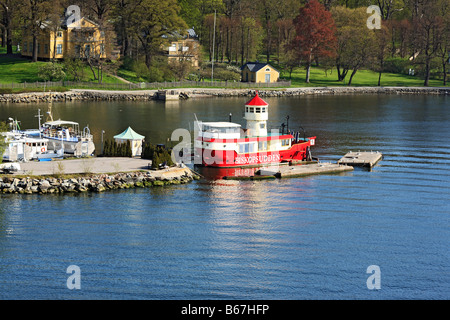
[163,38,200,68]
[241,62,280,83]
[21,16,106,60]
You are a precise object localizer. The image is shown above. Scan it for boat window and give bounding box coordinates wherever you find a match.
[262,107,266,113]
[281,139,290,146]
[239,142,255,153]
[258,141,267,151]
[260,123,266,129]
[255,107,261,113]
[249,107,254,113]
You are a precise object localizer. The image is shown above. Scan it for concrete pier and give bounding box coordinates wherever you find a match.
[274,162,354,178]
[224,162,353,180]
[338,151,382,168]
[1,157,200,194]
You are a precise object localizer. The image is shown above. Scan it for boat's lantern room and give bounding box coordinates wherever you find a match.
[245,106,267,114]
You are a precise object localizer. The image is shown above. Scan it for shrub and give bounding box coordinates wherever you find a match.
[383,57,410,74]
[213,68,241,81]
[141,142,174,169]
[63,58,85,81]
[102,139,132,157]
[38,62,66,81]
[131,60,149,81]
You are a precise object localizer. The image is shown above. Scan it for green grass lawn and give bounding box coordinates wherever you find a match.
[283,66,446,87]
[0,55,48,83]
[0,54,124,84]
[117,68,144,83]
[0,50,447,88]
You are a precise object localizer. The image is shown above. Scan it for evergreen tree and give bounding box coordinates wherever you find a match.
[126,140,132,157]
[112,140,117,156]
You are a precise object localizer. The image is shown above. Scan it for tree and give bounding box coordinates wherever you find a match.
[331,6,376,85]
[291,0,337,83]
[127,0,187,68]
[279,44,300,79]
[373,25,391,86]
[63,57,86,81]
[411,0,445,86]
[20,0,59,62]
[376,0,405,20]
[178,0,223,43]
[0,0,17,54]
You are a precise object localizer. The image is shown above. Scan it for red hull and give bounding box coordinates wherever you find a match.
[196,140,313,168]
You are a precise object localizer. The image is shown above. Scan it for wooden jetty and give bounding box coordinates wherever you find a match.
[223,162,353,180]
[338,151,382,168]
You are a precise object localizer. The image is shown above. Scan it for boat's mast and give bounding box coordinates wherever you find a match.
[46,91,54,122]
[35,109,42,138]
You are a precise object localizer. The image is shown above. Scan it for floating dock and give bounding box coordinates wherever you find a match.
[337,151,382,168]
[223,162,353,180]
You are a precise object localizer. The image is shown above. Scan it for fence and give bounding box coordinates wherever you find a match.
[0,80,291,91]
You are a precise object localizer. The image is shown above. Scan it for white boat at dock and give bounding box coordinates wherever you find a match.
[40,119,95,156]
[25,108,95,157]
[2,132,62,162]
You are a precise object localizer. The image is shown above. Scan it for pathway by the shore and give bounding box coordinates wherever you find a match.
[20,157,152,176]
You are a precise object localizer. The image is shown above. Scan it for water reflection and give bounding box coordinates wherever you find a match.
[1,94,449,299]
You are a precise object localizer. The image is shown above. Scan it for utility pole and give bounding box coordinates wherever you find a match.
[211,10,216,84]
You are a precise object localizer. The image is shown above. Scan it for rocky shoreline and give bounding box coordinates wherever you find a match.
[0,86,448,103]
[0,167,200,194]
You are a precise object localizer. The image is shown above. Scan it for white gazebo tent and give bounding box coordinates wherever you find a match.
[113,126,145,157]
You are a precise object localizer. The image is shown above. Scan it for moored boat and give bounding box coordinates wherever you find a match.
[2,132,60,162]
[40,119,95,156]
[194,92,316,168]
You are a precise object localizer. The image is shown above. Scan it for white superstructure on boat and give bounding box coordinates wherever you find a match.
[40,119,95,156]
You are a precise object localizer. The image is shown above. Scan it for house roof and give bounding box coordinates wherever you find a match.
[241,62,279,73]
[62,16,100,28]
[114,127,145,140]
[41,16,100,30]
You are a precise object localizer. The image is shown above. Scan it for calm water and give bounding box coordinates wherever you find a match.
[0,94,449,300]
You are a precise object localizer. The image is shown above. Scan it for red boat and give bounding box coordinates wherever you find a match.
[194,92,316,168]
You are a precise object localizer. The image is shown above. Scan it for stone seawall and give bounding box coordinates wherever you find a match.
[0,167,200,194]
[186,86,450,97]
[0,86,448,103]
[0,90,157,103]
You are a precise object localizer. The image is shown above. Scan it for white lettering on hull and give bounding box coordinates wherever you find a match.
[234,153,281,165]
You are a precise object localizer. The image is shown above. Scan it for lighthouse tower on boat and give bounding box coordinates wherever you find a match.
[244,92,268,137]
